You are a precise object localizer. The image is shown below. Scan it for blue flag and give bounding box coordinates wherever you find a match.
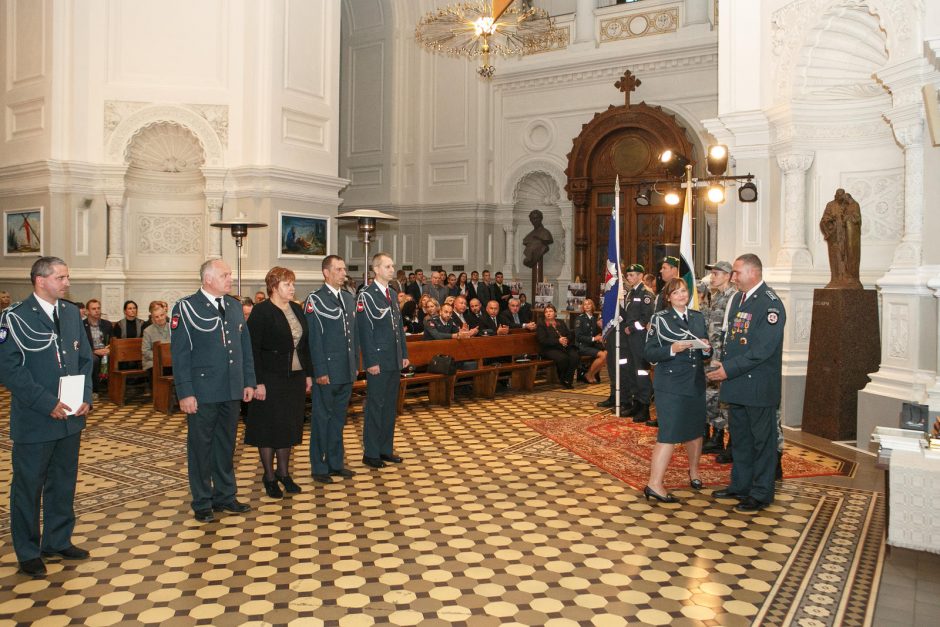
[601,206,620,334]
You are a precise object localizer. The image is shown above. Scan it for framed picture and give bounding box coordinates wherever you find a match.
[278,212,330,259]
[4,207,43,256]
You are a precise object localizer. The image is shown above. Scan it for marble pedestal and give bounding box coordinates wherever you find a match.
[802,288,881,441]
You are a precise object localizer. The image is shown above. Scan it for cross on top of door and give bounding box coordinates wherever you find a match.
[615,70,641,107]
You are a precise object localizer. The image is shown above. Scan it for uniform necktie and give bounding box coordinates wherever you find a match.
[385,287,392,303]
[215,297,225,317]
[337,292,346,312]
[682,312,688,324]
[52,306,61,336]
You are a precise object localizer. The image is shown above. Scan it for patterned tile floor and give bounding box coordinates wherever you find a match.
[0,383,897,625]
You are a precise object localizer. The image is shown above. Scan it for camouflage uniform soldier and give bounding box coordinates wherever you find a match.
[702,261,736,455]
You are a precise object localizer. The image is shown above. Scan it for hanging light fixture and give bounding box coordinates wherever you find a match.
[738,180,759,203]
[706,183,726,204]
[659,150,690,177]
[706,144,728,176]
[635,184,651,207]
[663,187,681,206]
[415,1,561,79]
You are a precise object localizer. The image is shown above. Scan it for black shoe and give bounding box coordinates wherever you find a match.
[688,472,704,490]
[380,454,403,464]
[632,403,651,423]
[194,509,215,523]
[734,497,770,513]
[363,456,386,468]
[643,486,679,503]
[312,474,333,484]
[330,468,355,478]
[18,558,46,577]
[715,448,733,464]
[41,545,89,560]
[562,381,574,389]
[277,474,302,493]
[619,400,638,417]
[597,398,615,408]
[713,488,747,501]
[703,429,725,453]
[577,371,589,384]
[262,477,283,498]
[212,500,250,514]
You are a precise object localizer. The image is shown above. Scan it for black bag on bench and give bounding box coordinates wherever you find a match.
[427,354,457,375]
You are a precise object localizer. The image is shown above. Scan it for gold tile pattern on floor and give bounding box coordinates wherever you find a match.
[0,386,883,625]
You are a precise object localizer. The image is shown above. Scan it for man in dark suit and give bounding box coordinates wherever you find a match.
[476,270,494,306]
[467,271,481,302]
[492,272,512,310]
[357,252,409,468]
[465,298,483,329]
[0,257,93,577]
[478,300,508,336]
[305,254,358,484]
[498,298,537,330]
[518,294,534,323]
[405,268,426,302]
[451,295,475,329]
[171,259,256,523]
[82,298,113,392]
[707,254,786,513]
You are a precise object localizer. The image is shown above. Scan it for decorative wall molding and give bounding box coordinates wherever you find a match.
[886,301,910,359]
[226,166,349,203]
[428,235,468,265]
[282,107,327,150]
[501,157,569,207]
[521,118,556,153]
[5,97,44,140]
[841,169,904,242]
[135,214,203,256]
[6,0,46,90]
[429,161,469,186]
[126,122,205,172]
[104,102,228,166]
[599,6,679,43]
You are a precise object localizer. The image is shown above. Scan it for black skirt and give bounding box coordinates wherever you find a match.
[244,370,306,448]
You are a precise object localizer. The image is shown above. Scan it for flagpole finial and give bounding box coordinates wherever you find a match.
[614,175,620,195]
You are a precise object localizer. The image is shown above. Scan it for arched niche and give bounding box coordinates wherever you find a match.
[106,104,225,167]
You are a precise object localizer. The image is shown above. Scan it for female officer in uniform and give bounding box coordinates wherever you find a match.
[642,278,710,503]
[574,298,606,384]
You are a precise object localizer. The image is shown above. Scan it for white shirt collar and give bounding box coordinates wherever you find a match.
[326,284,342,299]
[201,288,224,307]
[373,279,389,292]
[744,281,764,302]
[34,294,57,320]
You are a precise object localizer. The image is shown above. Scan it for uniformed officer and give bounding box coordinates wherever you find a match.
[701,261,736,454]
[598,264,654,420]
[305,254,358,484]
[357,252,409,468]
[0,257,93,577]
[425,303,476,340]
[655,256,680,312]
[707,253,786,513]
[171,258,256,523]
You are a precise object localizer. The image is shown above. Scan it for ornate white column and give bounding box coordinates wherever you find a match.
[574,0,595,45]
[887,114,924,267]
[104,194,125,271]
[203,167,226,259]
[774,151,814,268]
[502,222,516,278]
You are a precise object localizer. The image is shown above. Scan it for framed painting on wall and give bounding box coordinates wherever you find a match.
[4,208,42,256]
[278,212,330,259]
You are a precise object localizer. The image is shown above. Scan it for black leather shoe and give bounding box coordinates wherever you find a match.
[596,398,615,408]
[194,509,215,523]
[735,497,770,513]
[577,371,589,384]
[276,474,302,493]
[262,477,283,498]
[363,456,386,468]
[713,488,747,501]
[643,486,679,503]
[41,545,89,560]
[715,448,733,464]
[688,472,704,491]
[330,468,355,478]
[18,558,46,577]
[380,454,403,464]
[212,500,250,514]
[311,474,333,484]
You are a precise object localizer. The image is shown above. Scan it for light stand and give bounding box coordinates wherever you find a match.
[336,209,399,286]
[210,213,267,297]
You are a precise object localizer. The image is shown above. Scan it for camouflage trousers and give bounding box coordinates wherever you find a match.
[705,382,728,430]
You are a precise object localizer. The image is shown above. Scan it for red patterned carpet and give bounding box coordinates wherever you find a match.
[524,413,848,490]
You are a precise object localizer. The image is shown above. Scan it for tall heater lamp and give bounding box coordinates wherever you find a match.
[210,213,268,297]
[336,209,399,286]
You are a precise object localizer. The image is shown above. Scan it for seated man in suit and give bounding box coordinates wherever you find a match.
[465,298,483,329]
[83,299,113,393]
[478,300,509,337]
[518,293,534,323]
[498,298,537,331]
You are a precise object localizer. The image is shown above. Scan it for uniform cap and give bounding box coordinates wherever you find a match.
[705,260,732,274]
[662,256,680,269]
[624,263,645,273]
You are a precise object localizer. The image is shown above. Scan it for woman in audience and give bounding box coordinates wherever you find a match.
[536,304,580,389]
[245,266,313,498]
[141,301,171,378]
[112,300,143,338]
[456,272,470,297]
[446,273,460,297]
[642,278,710,504]
[574,298,607,384]
[416,294,431,326]
[400,299,423,334]
[423,298,440,320]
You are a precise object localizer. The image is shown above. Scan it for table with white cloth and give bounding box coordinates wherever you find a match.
[887,449,940,554]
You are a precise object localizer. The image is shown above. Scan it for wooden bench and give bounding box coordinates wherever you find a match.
[107,338,148,405]
[152,341,176,414]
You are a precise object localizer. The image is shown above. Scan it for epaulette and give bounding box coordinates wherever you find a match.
[4,300,22,312]
[765,289,778,301]
[225,294,242,304]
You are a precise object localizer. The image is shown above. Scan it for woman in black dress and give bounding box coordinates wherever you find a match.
[642,278,711,503]
[574,298,607,383]
[112,300,143,338]
[246,267,313,498]
[536,304,580,389]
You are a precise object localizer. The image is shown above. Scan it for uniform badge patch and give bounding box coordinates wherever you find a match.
[305,301,314,314]
[0,327,7,343]
[740,337,748,345]
[171,315,180,329]
[767,312,779,324]
[357,301,364,313]
[73,340,80,351]
[643,296,651,304]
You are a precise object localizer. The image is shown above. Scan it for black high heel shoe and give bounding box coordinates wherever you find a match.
[688,471,704,490]
[262,477,283,498]
[276,474,302,494]
[643,486,679,503]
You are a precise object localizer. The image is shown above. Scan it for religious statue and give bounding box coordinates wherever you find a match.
[820,188,863,289]
[522,209,553,269]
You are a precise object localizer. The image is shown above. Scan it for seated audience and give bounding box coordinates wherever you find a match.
[575,298,607,384]
[83,298,113,392]
[465,298,483,329]
[141,301,171,376]
[112,300,143,338]
[478,300,509,336]
[498,298,537,330]
[400,300,423,334]
[446,273,460,297]
[518,293,533,323]
[425,303,476,340]
[536,304,580,389]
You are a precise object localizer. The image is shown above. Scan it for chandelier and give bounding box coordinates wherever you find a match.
[415,0,560,78]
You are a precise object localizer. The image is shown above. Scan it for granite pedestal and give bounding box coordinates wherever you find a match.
[802,288,880,441]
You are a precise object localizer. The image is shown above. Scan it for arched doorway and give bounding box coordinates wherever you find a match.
[565,74,695,301]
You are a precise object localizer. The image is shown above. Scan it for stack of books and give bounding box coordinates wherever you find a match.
[871,427,925,452]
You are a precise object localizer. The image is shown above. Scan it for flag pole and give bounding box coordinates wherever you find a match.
[614,175,622,418]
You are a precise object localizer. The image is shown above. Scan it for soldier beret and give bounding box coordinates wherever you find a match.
[662,256,680,268]
[625,263,645,273]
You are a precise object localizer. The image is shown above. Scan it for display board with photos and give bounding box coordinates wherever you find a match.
[534,282,554,309]
[566,282,587,311]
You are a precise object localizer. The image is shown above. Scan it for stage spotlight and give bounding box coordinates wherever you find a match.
[707,144,728,176]
[738,180,758,203]
[635,185,651,207]
[659,150,690,177]
[706,183,726,204]
[664,188,681,206]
